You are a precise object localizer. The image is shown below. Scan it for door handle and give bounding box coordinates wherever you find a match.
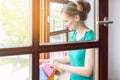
[96,17,113,27]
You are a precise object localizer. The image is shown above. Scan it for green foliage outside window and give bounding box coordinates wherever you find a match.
[0,0,31,47]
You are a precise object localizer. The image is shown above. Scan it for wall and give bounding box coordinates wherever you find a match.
[109,0,120,80]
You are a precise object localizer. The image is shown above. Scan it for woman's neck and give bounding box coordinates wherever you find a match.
[75,22,89,40]
[75,22,88,33]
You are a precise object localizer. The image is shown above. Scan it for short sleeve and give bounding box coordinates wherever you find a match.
[84,30,94,41]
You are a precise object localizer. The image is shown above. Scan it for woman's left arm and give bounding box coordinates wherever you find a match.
[58,48,95,77]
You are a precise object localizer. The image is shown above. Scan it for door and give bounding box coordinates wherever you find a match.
[0,0,110,80]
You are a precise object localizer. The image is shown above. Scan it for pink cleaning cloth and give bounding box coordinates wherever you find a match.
[42,64,54,77]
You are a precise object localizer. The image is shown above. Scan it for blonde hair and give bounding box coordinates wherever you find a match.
[61,0,90,21]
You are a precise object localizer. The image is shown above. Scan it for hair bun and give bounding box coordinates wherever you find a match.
[75,0,90,14]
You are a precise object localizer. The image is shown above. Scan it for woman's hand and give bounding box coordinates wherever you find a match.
[47,58,61,68]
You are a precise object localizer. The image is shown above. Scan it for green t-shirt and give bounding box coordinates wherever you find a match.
[68,30,94,80]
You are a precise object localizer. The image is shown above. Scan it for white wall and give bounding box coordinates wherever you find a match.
[109,0,120,80]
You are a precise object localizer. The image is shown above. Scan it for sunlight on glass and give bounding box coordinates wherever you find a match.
[0,0,32,48]
[0,54,31,80]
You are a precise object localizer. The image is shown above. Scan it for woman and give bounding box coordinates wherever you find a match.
[50,0,94,80]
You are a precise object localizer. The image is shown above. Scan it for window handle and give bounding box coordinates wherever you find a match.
[96,17,113,27]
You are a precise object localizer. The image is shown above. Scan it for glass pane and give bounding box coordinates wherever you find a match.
[0,54,32,80]
[40,0,96,43]
[50,3,65,32]
[39,48,98,80]
[49,3,67,43]
[0,0,32,48]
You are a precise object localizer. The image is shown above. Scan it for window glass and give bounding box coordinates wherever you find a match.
[50,3,64,32]
[49,0,95,43]
[50,33,67,43]
[39,48,98,80]
[50,2,67,43]
[0,0,32,48]
[0,54,31,80]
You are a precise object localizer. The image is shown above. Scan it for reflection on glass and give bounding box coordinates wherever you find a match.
[0,54,31,80]
[39,48,97,80]
[0,0,32,48]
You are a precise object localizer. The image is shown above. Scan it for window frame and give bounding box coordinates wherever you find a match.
[0,0,108,80]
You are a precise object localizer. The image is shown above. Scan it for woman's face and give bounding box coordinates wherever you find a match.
[62,13,78,31]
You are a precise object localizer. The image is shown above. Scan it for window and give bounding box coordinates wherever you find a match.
[0,0,109,80]
[39,0,95,60]
[0,0,33,80]
[39,0,109,80]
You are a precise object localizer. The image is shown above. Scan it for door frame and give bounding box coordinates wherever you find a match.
[99,0,108,80]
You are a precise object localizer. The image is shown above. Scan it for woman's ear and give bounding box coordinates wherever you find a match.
[74,15,80,22]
